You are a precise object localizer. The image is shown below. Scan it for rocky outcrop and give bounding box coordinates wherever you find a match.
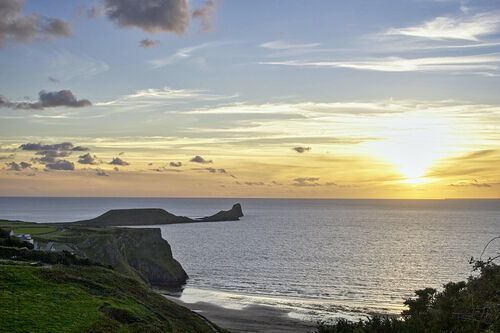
[75,203,244,226]
[197,203,244,222]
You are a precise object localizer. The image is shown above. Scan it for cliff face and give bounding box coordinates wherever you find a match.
[35,227,188,287]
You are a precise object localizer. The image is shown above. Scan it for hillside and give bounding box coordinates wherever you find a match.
[0,264,226,333]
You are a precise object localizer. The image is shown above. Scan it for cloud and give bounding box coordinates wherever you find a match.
[170,161,182,167]
[6,161,30,171]
[190,155,212,164]
[260,53,500,73]
[386,12,500,41]
[0,0,72,49]
[293,146,311,153]
[244,181,265,186]
[98,86,235,106]
[0,154,15,160]
[139,38,160,48]
[148,42,219,68]
[449,179,492,187]
[48,77,59,83]
[0,90,91,110]
[96,169,108,176]
[453,149,497,160]
[192,0,216,32]
[292,177,337,187]
[109,157,129,165]
[86,3,105,19]
[45,160,74,171]
[20,142,88,152]
[103,0,190,35]
[260,40,320,50]
[78,153,97,165]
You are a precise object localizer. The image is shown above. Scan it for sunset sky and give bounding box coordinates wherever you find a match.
[1,0,499,198]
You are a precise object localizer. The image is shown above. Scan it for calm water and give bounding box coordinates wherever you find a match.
[1,197,499,322]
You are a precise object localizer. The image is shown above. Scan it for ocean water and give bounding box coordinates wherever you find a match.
[1,197,499,322]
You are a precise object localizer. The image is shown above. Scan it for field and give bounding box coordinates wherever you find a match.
[12,226,57,235]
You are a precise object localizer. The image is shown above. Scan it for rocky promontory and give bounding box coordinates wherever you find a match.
[75,203,244,226]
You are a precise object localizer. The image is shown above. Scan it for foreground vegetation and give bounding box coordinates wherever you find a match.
[0,265,226,333]
[317,261,500,333]
[0,227,225,333]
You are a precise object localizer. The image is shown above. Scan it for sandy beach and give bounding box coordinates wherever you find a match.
[164,295,317,333]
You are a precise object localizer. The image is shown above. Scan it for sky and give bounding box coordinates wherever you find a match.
[0,0,499,198]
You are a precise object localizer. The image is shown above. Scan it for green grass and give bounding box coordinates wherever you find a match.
[0,264,227,333]
[0,220,35,227]
[13,226,57,235]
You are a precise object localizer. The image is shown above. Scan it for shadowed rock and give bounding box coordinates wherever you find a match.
[197,203,244,222]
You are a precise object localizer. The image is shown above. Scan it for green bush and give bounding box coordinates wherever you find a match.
[317,262,500,333]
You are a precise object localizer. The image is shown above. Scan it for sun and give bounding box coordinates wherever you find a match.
[368,113,454,183]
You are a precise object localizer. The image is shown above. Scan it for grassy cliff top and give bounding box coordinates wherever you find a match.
[0,264,227,333]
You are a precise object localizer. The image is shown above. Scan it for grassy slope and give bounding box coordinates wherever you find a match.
[0,264,226,333]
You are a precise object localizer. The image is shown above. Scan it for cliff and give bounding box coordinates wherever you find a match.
[33,226,188,287]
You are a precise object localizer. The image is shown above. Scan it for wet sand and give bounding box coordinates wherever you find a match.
[164,296,316,333]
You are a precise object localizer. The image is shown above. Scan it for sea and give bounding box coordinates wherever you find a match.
[1,197,499,323]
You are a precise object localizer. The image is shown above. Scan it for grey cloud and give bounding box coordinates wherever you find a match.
[109,157,129,166]
[293,146,311,153]
[139,38,160,48]
[170,161,182,167]
[190,155,212,164]
[35,150,71,158]
[192,0,216,32]
[0,0,72,49]
[20,142,88,152]
[6,162,21,171]
[87,4,105,19]
[292,177,336,187]
[48,77,59,83]
[78,153,97,165]
[45,160,74,171]
[6,161,31,171]
[96,169,108,176]
[244,181,265,186]
[449,180,492,188]
[103,0,190,35]
[0,90,91,110]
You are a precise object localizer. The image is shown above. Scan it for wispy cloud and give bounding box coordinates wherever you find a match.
[260,40,320,50]
[386,11,500,41]
[259,53,500,73]
[149,42,222,68]
[97,86,237,107]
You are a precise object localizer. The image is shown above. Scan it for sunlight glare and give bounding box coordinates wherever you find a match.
[369,114,453,183]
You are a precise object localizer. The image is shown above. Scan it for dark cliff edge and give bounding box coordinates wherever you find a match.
[75,203,244,226]
[30,226,189,287]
